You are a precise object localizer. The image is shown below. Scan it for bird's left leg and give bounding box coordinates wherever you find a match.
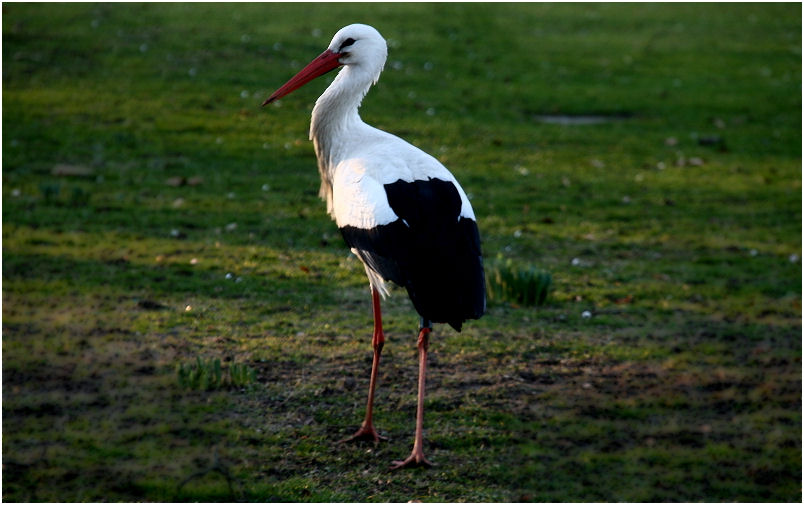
[340,287,389,443]
[390,318,434,470]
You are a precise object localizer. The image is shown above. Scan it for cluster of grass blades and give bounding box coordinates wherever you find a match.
[37,182,91,207]
[177,357,257,391]
[485,257,552,306]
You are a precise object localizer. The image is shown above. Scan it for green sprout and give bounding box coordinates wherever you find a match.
[485,257,552,306]
[177,357,257,391]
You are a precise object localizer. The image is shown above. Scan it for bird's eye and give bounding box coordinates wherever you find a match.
[338,37,356,52]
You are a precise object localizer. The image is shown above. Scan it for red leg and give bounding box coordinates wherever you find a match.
[340,288,388,443]
[390,323,434,469]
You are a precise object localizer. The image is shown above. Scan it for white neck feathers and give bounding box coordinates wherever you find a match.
[309,64,382,215]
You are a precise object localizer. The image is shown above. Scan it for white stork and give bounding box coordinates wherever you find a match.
[263,23,485,469]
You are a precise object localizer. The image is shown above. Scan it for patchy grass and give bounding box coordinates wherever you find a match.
[3,2,801,502]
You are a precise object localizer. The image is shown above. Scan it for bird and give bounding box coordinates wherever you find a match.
[262,23,485,469]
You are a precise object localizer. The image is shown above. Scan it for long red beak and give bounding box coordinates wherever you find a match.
[262,49,343,106]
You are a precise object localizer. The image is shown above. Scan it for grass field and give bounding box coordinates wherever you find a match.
[3,2,801,502]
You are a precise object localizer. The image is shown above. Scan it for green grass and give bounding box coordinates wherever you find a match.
[3,2,801,502]
[177,356,257,391]
[486,257,552,306]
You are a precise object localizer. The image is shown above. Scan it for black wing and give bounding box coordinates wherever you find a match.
[339,178,485,331]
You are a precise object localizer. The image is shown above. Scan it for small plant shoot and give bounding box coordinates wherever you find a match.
[486,257,552,306]
[177,357,257,391]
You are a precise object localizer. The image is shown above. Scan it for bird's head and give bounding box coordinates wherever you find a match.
[262,24,387,106]
[327,24,387,72]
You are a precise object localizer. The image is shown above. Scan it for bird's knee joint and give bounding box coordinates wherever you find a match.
[417,327,431,351]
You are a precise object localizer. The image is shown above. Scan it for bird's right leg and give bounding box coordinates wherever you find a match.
[390,319,433,469]
[340,287,388,443]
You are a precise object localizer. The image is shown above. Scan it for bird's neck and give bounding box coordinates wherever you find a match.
[309,66,373,215]
[310,66,372,145]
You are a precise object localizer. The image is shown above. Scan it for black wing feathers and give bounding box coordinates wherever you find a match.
[339,178,485,331]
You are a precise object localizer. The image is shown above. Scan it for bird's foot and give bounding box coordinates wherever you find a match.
[389,449,433,470]
[339,424,388,444]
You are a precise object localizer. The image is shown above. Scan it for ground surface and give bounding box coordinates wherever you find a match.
[3,3,801,502]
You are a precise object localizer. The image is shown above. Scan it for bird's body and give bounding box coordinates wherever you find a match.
[323,122,484,330]
[263,23,484,468]
[305,26,484,329]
